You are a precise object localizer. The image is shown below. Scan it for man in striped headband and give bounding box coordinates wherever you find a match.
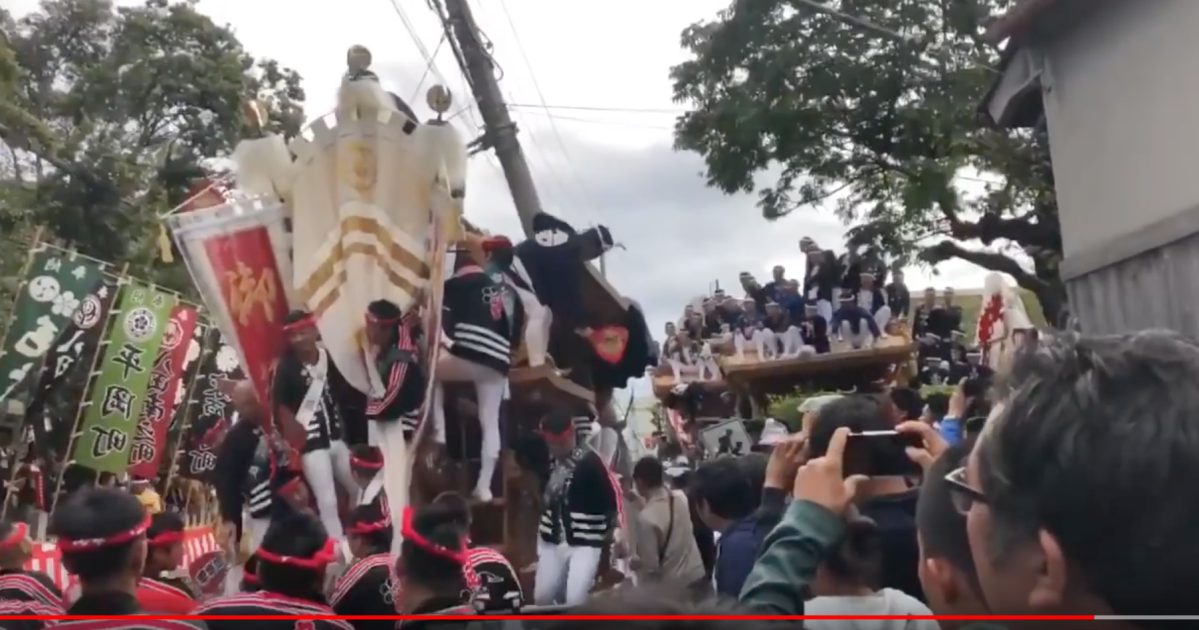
[0,519,63,626]
[47,487,202,628]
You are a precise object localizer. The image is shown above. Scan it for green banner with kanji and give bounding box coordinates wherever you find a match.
[0,247,107,405]
[74,281,179,474]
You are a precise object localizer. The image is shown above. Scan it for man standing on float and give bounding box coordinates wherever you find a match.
[363,299,427,555]
[272,310,356,542]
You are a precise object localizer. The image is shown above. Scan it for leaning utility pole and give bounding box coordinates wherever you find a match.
[442,0,543,238]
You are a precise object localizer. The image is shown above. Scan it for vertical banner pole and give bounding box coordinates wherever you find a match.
[161,317,210,493]
[51,263,129,511]
[0,228,46,522]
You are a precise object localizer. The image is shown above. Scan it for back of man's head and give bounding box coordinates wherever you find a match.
[632,456,665,490]
[808,395,890,458]
[690,458,754,523]
[976,330,1199,619]
[51,487,148,587]
[924,393,949,421]
[889,388,924,421]
[737,453,768,509]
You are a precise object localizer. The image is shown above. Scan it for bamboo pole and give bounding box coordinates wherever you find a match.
[0,228,46,522]
[50,263,130,511]
[160,320,212,492]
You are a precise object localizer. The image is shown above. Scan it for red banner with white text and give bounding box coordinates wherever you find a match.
[201,226,289,434]
[127,305,198,480]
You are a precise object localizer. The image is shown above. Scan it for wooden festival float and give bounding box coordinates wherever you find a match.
[161,46,650,593]
[653,322,917,448]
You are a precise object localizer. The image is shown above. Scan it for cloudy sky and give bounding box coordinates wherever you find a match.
[14,0,994,397]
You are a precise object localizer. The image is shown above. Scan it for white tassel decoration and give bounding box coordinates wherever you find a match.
[413,122,467,196]
[336,76,396,120]
[231,135,295,200]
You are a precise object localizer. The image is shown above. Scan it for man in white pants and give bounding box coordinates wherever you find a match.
[271,311,355,543]
[533,410,623,605]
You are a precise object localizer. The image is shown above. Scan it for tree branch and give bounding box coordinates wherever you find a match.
[921,240,1050,293]
[947,212,1060,250]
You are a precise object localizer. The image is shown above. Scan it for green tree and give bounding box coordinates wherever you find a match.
[670,0,1066,325]
[1,0,305,294]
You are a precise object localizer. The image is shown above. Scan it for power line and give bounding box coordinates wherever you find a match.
[384,0,482,139]
[409,32,447,104]
[493,0,595,216]
[517,110,676,131]
[508,103,687,114]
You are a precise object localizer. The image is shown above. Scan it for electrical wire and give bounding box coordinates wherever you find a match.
[493,0,595,218]
[409,33,447,104]
[516,110,676,131]
[508,103,688,114]
[384,0,482,140]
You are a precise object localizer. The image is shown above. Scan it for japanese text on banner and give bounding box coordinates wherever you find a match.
[127,304,198,479]
[24,276,118,450]
[202,227,288,431]
[177,328,240,480]
[0,249,105,405]
[74,282,179,474]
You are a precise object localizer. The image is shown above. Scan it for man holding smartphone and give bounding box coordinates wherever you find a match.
[805,395,924,603]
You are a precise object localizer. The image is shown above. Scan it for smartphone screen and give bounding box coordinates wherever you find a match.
[844,430,923,477]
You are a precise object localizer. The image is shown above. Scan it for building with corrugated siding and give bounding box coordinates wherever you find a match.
[979,0,1199,335]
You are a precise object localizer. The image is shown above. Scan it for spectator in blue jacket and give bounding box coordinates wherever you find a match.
[690,458,761,598]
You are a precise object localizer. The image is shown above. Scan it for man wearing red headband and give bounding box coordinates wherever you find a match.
[363,299,426,554]
[0,519,63,626]
[213,379,310,590]
[330,502,396,629]
[430,251,524,505]
[394,502,476,624]
[433,491,524,611]
[140,511,195,601]
[47,487,202,629]
[193,512,354,630]
[533,409,622,606]
[272,309,356,544]
[349,445,386,513]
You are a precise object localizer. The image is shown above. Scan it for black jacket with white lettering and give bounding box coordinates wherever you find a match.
[442,268,524,376]
[330,553,396,630]
[192,591,354,630]
[538,449,620,548]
